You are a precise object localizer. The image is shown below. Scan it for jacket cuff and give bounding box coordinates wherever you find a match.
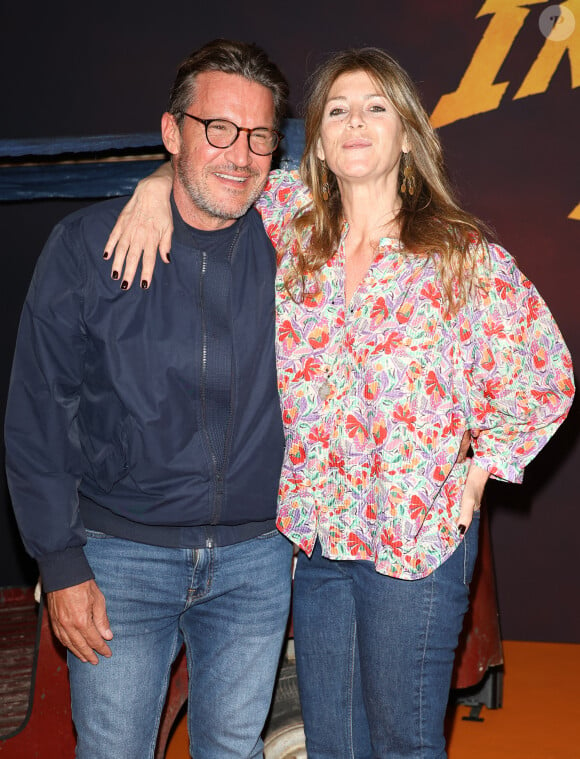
[37,546,94,593]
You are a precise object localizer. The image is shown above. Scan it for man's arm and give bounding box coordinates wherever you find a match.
[5,217,112,663]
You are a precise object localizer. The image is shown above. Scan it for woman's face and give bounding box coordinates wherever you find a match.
[316,69,408,191]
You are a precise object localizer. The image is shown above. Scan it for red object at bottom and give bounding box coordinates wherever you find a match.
[452,508,504,691]
[0,588,182,758]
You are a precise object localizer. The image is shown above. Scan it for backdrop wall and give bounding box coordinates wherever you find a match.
[1,0,578,641]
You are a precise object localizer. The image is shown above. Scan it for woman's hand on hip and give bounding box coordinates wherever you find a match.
[457,462,489,535]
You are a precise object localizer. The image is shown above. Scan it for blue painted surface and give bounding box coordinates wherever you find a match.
[0,120,305,201]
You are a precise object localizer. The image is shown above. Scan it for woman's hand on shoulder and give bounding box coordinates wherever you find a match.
[104,162,174,290]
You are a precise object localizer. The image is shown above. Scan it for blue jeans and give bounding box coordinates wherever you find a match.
[68,529,293,759]
[293,513,480,759]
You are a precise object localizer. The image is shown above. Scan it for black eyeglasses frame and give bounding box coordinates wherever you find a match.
[180,113,283,156]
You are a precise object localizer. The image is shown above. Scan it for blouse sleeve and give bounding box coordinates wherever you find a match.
[459,243,574,483]
[255,169,312,252]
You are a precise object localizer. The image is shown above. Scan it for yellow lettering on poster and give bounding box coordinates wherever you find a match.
[514,0,579,98]
[569,203,580,219]
[431,1,547,128]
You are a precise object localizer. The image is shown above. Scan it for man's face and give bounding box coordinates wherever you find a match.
[162,71,275,230]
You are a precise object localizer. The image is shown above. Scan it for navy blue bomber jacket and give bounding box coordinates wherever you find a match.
[5,196,285,593]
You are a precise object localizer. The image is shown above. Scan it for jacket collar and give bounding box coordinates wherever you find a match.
[170,192,247,249]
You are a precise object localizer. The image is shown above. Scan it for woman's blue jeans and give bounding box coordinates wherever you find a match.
[293,513,480,759]
[68,529,293,759]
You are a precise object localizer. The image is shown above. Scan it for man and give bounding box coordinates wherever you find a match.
[5,40,293,759]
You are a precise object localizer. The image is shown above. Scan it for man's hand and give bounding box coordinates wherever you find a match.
[46,579,113,665]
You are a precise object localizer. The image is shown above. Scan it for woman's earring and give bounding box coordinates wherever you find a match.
[321,161,330,201]
[400,153,415,196]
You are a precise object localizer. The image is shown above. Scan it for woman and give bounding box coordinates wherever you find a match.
[106,48,573,758]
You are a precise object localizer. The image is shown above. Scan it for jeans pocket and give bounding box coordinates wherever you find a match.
[462,510,480,585]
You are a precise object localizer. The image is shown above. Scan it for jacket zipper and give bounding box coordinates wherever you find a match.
[199,223,243,534]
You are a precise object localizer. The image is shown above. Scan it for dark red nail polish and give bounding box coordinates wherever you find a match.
[141,280,148,290]
[112,271,119,280]
[166,253,171,263]
[458,524,466,535]
[121,281,128,290]
[103,251,110,260]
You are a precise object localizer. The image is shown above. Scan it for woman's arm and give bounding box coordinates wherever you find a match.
[461,242,574,483]
[104,162,174,289]
[104,167,308,289]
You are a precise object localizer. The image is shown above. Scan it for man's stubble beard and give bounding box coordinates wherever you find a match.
[175,150,267,223]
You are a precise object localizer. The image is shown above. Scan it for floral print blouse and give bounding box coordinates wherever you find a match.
[256,171,574,579]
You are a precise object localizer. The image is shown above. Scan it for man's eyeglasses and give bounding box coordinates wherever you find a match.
[181,113,283,156]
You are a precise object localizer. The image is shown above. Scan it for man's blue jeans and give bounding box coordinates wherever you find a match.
[68,529,293,759]
[293,512,480,759]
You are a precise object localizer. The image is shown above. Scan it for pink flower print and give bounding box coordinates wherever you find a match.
[393,403,417,431]
[282,405,298,425]
[526,295,541,326]
[365,500,378,520]
[484,378,502,399]
[380,527,403,557]
[276,186,293,204]
[308,425,330,448]
[396,300,414,324]
[531,389,560,406]
[420,281,442,308]
[308,326,329,350]
[288,440,306,466]
[370,453,382,477]
[370,296,390,326]
[533,346,547,370]
[558,376,574,398]
[364,380,380,401]
[372,420,388,446]
[426,371,446,402]
[480,346,495,371]
[410,494,427,521]
[459,318,472,342]
[294,357,321,381]
[433,464,450,483]
[372,331,403,355]
[278,320,300,350]
[347,532,371,558]
[303,290,324,308]
[346,414,370,445]
[483,320,506,340]
[329,452,346,476]
[494,277,516,302]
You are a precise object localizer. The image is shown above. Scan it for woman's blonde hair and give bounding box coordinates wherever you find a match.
[287,47,491,312]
